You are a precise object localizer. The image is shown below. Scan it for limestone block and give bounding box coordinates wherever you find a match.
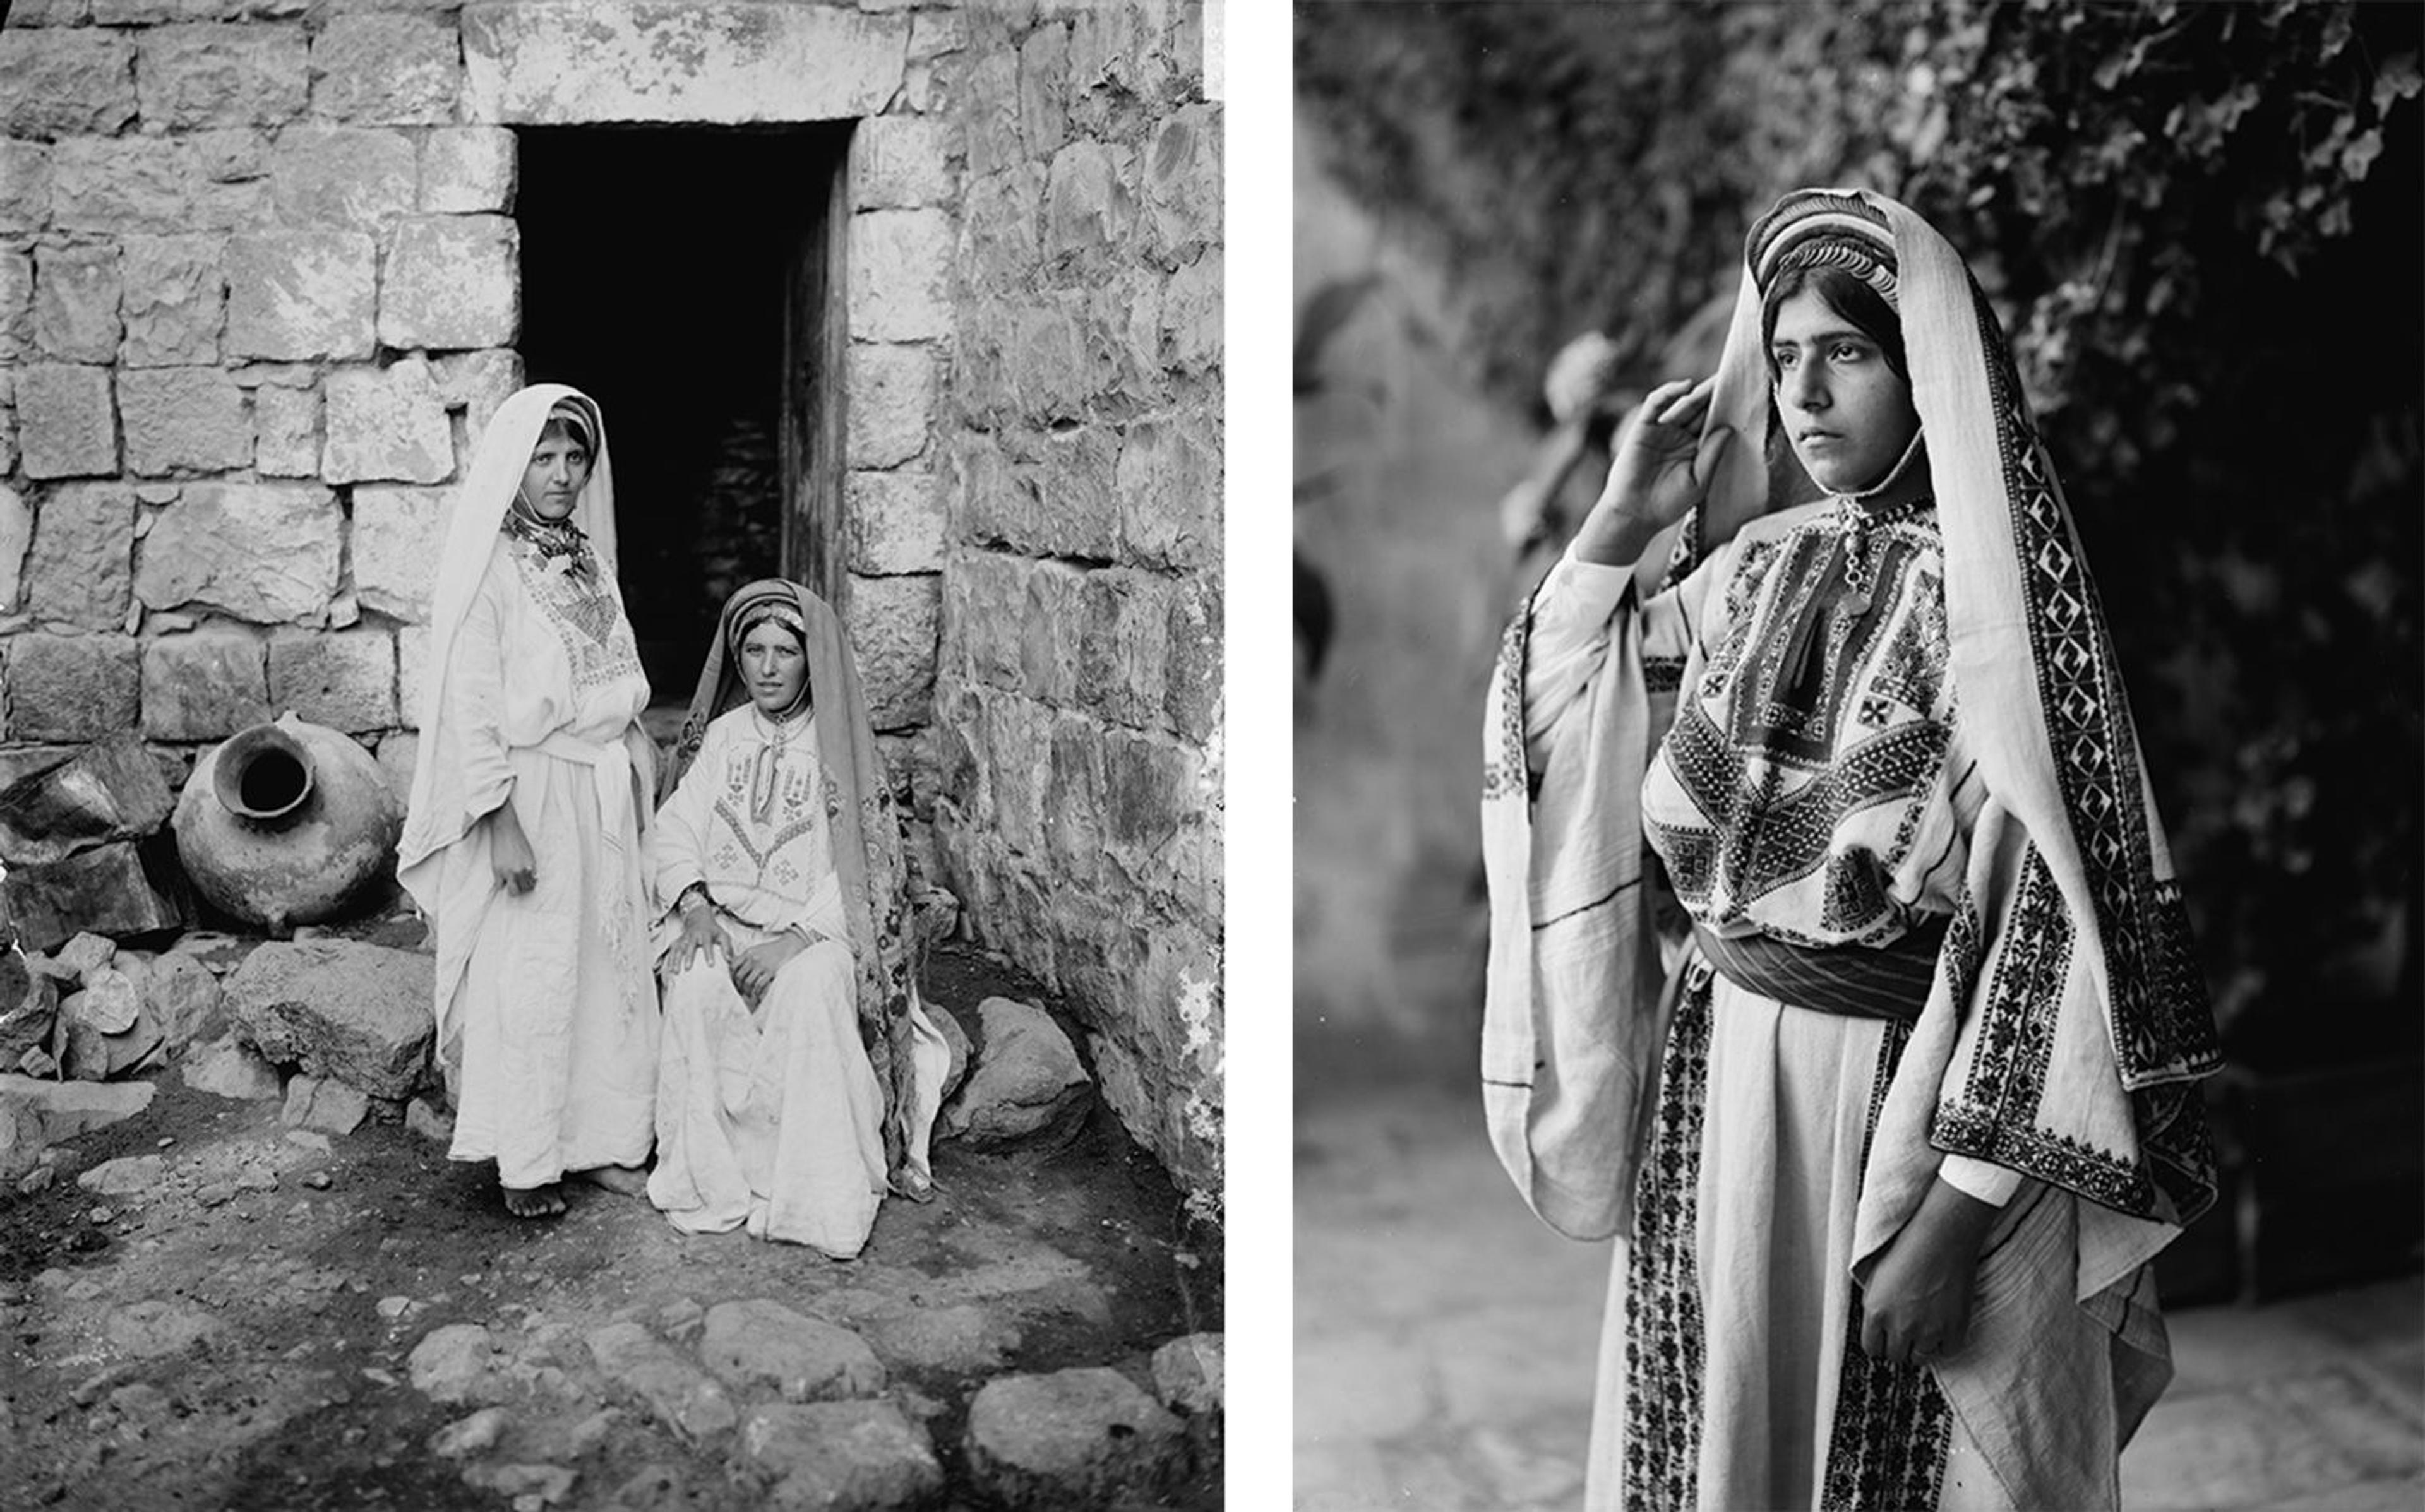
[269,127,416,231]
[585,1321,738,1444]
[121,366,251,476]
[135,24,308,132]
[698,1301,885,1403]
[908,9,967,64]
[0,833,184,952]
[943,996,1091,1146]
[227,939,433,1100]
[192,127,268,184]
[1163,574,1220,746]
[1029,423,1122,561]
[3,635,137,742]
[48,138,194,234]
[1142,105,1219,271]
[0,731,169,865]
[962,49,1021,179]
[324,357,451,484]
[973,689,1050,854]
[266,626,395,732]
[847,210,952,343]
[16,366,114,480]
[311,11,460,125]
[0,484,32,613]
[31,242,119,364]
[1044,139,1134,266]
[379,215,518,351]
[0,141,51,234]
[846,573,938,732]
[1104,729,1202,861]
[408,1323,508,1407]
[135,482,342,624]
[431,347,522,433]
[0,1074,153,1146]
[140,626,269,741]
[182,1033,280,1101]
[1043,712,1105,883]
[1115,415,1217,572]
[0,30,138,141]
[280,1071,368,1134]
[0,250,32,362]
[7,0,94,27]
[961,164,1045,298]
[1014,295,1110,422]
[25,482,133,630]
[146,952,224,1049]
[119,235,225,368]
[962,1368,1187,1507]
[739,1400,943,1511]
[845,342,933,469]
[374,730,417,809]
[850,115,952,210]
[0,374,15,477]
[394,624,429,729]
[1160,248,1220,375]
[251,381,319,477]
[1075,569,1170,732]
[460,3,907,126]
[351,484,452,622]
[1017,24,1071,162]
[843,470,943,576]
[224,231,376,361]
[419,127,515,213]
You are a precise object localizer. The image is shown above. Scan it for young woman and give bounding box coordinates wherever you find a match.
[397,385,659,1220]
[1482,189,2221,1509]
[644,580,948,1259]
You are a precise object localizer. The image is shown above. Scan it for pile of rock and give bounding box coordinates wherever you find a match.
[6,929,224,1085]
[0,735,192,950]
[405,1300,1224,1509]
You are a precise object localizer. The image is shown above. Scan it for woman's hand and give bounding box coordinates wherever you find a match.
[1571,375,1735,568]
[1859,1176,2000,1367]
[729,932,812,1005]
[666,904,731,974]
[486,802,537,896]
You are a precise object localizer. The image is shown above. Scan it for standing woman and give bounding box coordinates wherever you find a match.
[398,385,660,1220]
[1482,189,2222,1509]
[645,580,948,1259]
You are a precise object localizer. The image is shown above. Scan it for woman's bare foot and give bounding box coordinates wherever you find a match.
[570,1164,649,1199]
[503,1182,565,1218]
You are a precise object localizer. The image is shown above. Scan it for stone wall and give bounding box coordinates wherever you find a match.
[934,2,1223,1205]
[0,1,1224,1205]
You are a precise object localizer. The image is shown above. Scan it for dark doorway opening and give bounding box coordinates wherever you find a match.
[517,125,849,711]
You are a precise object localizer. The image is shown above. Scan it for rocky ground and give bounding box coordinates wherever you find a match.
[0,936,1222,1511]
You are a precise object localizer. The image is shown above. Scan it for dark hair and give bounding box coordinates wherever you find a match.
[1759,263,1908,384]
[536,415,592,459]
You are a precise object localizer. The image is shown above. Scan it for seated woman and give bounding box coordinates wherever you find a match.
[645,580,949,1259]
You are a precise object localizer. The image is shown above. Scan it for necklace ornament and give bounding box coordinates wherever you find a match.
[1833,494,1932,617]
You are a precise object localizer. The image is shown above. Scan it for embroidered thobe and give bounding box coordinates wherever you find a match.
[1524,503,2132,1511]
[644,706,890,1259]
[438,539,658,1190]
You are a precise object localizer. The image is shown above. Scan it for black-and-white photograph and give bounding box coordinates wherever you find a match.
[1295,4,2421,1509]
[0,3,1224,1507]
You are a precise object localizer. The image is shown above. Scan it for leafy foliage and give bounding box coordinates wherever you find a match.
[1297,0,2422,1064]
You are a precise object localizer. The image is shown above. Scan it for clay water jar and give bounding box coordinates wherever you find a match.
[172,715,403,932]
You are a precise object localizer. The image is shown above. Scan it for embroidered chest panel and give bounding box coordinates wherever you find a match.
[705,736,835,906]
[512,540,643,697]
[1645,517,1953,939]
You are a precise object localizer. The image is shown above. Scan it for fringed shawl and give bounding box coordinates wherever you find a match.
[660,580,938,1199]
[1481,189,2221,1306]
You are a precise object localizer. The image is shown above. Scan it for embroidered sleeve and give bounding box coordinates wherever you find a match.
[647,718,717,915]
[1523,541,1733,754]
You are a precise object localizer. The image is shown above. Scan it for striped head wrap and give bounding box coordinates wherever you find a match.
[1747,189,1900,309]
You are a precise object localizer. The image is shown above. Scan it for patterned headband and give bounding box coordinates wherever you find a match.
[731,597,807,655]
[543,400,596,455]
[1747,191,1900,308]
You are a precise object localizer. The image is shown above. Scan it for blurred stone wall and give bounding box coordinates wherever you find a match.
[933,1,1223,1203]
[0,1,1223,1203]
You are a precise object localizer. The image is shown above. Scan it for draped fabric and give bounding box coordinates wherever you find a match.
[657,580,946,1200]
[394,384,658,1188]
[1480,188,2222,1509]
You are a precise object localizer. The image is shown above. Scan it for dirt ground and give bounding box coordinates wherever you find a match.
[0,942,1222,1511]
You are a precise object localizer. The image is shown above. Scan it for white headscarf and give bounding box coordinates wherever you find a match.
[396,384,618,886]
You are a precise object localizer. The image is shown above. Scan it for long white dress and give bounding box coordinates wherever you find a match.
[435,537,658,1190]
[644,705,893,1259]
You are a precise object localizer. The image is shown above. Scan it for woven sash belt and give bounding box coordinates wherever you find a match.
[1690,914,1950,1025]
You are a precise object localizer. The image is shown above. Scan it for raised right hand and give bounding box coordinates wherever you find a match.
[1571,375,1735,568]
